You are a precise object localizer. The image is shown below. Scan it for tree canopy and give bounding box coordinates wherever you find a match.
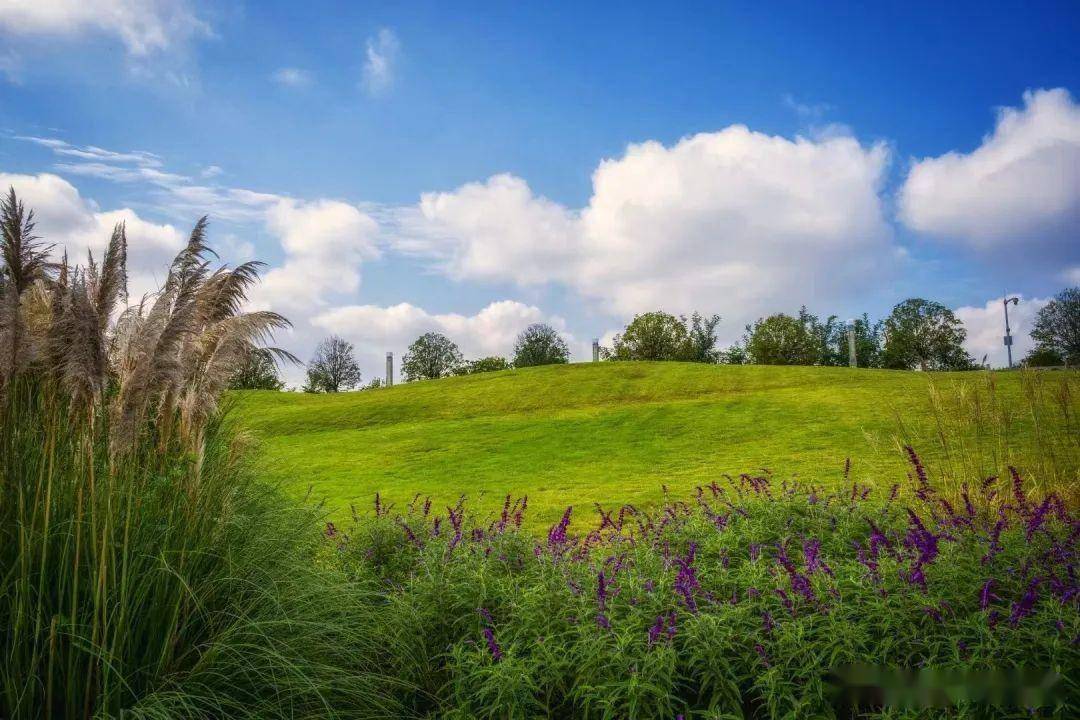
[229,347,285,390]
[304,335,362,392]
[512,324,570,367]
[402,332,463,381]
[606,311,720,363]
[881,299,973,371]
[1030,287,1080,366]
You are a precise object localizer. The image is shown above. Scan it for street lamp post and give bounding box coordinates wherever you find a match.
[1003,295,1020,369]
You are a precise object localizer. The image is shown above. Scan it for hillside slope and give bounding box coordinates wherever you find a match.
[232,363,1077,526]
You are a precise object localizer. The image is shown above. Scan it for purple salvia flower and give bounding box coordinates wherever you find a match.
[803,538,834,577]
[324,521,337,538]
[762,610,774,635]
[1010,466,1029,515]
[1026,497,1054,540]
[1009,577,1042,626]
[923,605,943,623]
[754,643,770,667]
[596,613,611,629]
[776,588,795,617]
[482,627,502,661]
[905,446,932,499]
[374,492,382,517]
[979,579,1000,611]
[597,570,610,610]
[548,506,573,549]
[674,542,700,612]
[422,496,432,517]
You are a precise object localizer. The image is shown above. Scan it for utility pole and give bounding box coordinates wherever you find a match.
[592,338,600,362]
[1003,295,1020,369]
[386,351,394,386]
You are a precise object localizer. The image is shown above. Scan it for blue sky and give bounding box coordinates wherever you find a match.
[1,1,1078,381]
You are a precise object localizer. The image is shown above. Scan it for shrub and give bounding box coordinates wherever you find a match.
[456,356,512,375]
[336,456,1080,719]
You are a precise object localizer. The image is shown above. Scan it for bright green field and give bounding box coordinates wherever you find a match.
[231,363,1078,527]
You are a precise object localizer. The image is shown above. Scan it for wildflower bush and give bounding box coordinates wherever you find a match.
[336,455,1079,719]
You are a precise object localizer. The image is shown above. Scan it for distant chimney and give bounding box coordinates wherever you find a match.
[592,338,600,362]
[386,352,394,386]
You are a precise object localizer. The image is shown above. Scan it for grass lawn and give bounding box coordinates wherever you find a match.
[231,363,1079,528]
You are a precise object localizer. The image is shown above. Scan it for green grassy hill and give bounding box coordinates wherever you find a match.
[232,363,1078,527]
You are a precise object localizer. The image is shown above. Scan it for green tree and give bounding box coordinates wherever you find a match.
[812,312,883,368]
[744,312,820,365]
[682,312,722,363]
[402,332,463,381]
[512,324,569,367]
[718,344,748,364]
[228,347,286,390]
[880,299,974,371]
[455,356,512,375]
[1023,345,1064,367]
[303,335,362,392]
[1030,287,1080,366]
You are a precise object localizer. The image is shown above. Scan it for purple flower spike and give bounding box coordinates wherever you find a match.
[1009,577,1042,626]
[482,626,502,661]
[979,579,1000,611]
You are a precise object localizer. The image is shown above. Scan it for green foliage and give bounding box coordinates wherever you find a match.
[304,335,362,392]
[403,331,463,381]
[1031,287,1080,366]
[1025,345,1066,367]
[334,473,1080,718]
[744,310,820,365]
[229,347,286,390]
[512,323,569,367]
[456,356,512,375]
[606,311,720,362]
[881,298,974,371]
[718,344,748,364]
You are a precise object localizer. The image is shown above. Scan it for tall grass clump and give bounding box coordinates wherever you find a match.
[338,462,1079,718]
[0,190,399,719]
[893,371,1080,504]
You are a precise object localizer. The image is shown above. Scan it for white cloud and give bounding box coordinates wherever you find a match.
[361,28,400,95]
[271,67,312,88]
[398,125,894,339]
[955,295,1050,368]
[0,0,209,56]
[250,199,381,311]
[312,300,571,381]
[898,88,1080,254]
[0,171,184,298]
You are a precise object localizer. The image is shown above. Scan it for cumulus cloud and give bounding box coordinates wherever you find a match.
[361,28,400,95]
[397,126,894,338]
[0,171,184,298]
[898,88,1080,256]
[250,199,381,312]
[313,300,571,381]
[0,0,209,56]
[955,295,1050,368]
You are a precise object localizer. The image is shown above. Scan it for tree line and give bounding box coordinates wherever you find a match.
[230,288,1080,391]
